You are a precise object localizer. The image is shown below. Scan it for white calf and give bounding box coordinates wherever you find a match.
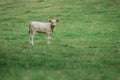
[29,19,59,45]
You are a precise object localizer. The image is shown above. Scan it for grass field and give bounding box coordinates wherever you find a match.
[0,0,120,80]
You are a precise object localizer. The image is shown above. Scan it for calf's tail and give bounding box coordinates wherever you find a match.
[28,24,31,34]
[28,30,30,33]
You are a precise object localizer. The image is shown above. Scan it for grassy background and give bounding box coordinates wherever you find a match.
[0,0,120,80]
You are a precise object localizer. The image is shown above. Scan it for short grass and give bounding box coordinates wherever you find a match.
[0,0,120,80]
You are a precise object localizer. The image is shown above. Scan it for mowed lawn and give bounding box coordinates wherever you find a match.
[0,0,120,80]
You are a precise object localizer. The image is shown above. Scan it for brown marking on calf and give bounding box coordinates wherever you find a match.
[50,25,55,32]
[36,31,46,34]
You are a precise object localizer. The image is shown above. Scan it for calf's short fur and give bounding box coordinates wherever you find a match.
[29,19,59,45]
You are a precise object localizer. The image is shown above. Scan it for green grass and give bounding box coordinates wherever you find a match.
[0,0,120,80]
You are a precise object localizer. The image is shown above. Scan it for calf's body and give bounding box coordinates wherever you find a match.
[29,19,59,45]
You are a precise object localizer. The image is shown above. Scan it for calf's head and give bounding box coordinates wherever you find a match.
[49,19,59,32]
[49,19,59,27]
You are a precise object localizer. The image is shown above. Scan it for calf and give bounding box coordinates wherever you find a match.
[29,19,59,45]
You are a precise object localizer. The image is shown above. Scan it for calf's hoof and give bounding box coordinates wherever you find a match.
[47,42,51,45]
[30,42,34,45]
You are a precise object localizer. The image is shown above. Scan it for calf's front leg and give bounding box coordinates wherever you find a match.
[47,34,51,45]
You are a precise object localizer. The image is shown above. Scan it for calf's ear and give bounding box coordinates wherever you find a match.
[56,19,59,22]
[49,20,51,22]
